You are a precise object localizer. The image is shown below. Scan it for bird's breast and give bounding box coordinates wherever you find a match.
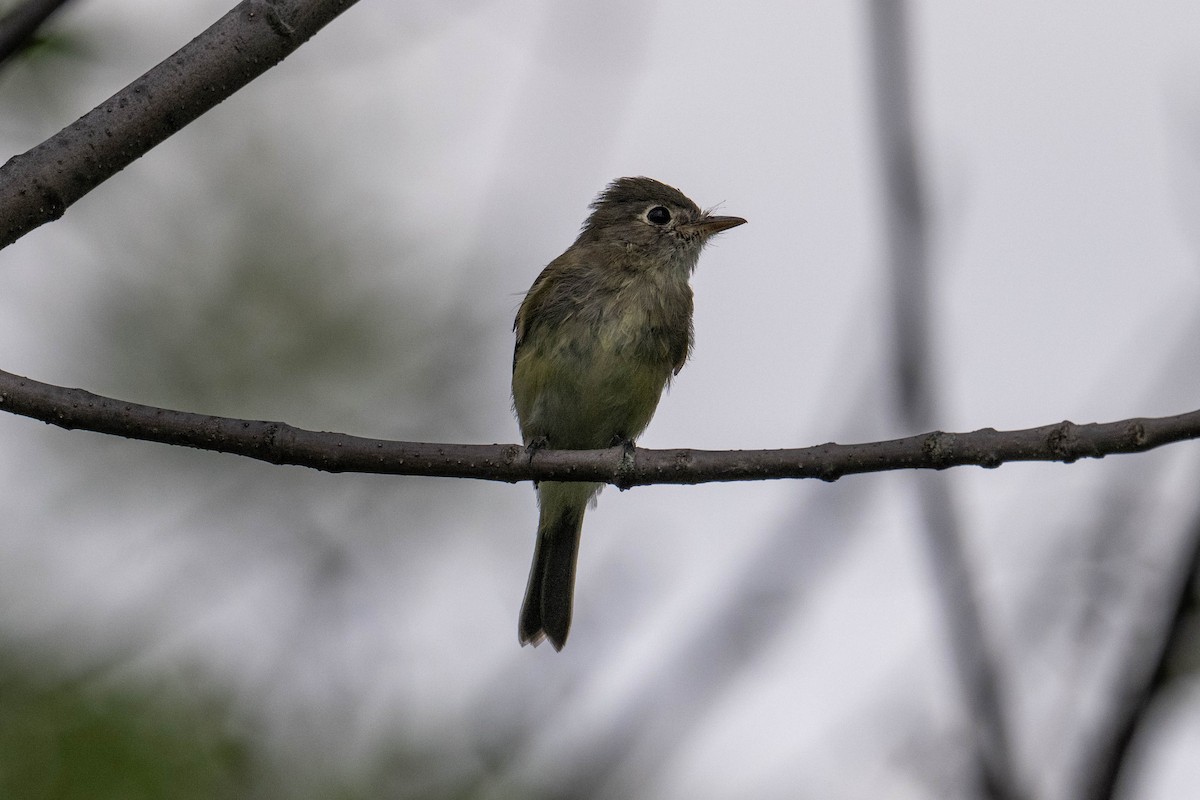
[512,272,693,448]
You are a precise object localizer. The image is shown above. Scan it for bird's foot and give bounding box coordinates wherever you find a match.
[525,436,549,464]
[611,436,637,490]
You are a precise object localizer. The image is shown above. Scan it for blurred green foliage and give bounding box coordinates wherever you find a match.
[0,6,507,799]
[89,150,483,440]
[0,660,252,800]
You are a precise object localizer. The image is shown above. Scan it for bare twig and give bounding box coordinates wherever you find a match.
[0,0,361,250]
[2,367,1199,485]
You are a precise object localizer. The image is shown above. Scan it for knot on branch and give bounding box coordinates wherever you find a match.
[1046,420,1100,462]
[258,422,284,462]
[613,444,638,491]
[248,0,298,38]
[1046,421,1077,461]
[501,443,527,467]
[922,430,956,469]
[1126,421,1147,448]
[814,445,843,482]
[971,427,1002,469]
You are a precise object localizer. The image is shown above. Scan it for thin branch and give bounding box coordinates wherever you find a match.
[1077,507,1200,800]
[0,0,75,66]
[3,368,1200,485]
[0,0,361,250]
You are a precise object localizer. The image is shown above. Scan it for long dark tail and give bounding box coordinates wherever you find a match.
[518,482,592,650]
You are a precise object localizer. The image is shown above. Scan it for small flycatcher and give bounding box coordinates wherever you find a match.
[512,176,745,650]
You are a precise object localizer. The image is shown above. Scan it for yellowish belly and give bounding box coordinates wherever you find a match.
[513,320,676,449]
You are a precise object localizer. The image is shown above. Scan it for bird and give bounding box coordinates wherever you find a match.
[512,176,745,650]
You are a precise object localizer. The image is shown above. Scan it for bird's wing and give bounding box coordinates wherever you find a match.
[513,258,565,372]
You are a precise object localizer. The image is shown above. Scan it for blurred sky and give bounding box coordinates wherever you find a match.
[2,1,1200,797]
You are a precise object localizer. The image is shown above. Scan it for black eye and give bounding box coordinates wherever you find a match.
[646,206,671,225]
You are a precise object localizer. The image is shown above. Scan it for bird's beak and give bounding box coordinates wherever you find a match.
[687,215,747,238]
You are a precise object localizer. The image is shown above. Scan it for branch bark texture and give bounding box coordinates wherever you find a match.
[0,0,360,250]
[2,368,1198,486]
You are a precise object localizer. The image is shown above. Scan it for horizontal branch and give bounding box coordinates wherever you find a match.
[0,0,360,250]
[3,368,1199,487]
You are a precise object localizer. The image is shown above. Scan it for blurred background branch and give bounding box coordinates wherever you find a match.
[0,0,76,66]
[1075,516,1200,800]
[867,1,1021,797]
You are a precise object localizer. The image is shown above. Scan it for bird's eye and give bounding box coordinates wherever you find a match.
[646,206,671,225]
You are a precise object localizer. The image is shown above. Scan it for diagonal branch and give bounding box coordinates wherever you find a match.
[1076,506,1200,800]
[3,367,1200,485]
[0,0,361,250]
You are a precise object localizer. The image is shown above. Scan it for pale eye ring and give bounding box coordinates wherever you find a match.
[646,206,671,225]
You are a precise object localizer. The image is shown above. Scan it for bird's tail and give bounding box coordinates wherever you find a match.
[518,481,596,650]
